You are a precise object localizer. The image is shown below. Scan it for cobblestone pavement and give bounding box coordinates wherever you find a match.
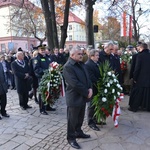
[0,90,150,150]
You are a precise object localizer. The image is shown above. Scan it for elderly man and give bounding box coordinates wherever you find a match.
[99,42,114,64]
[11,51,32,110]
[63,48,93,149]
[85,49,100,131]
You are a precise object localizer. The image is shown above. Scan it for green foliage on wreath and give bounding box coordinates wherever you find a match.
[38,70,50,105]
[92,61,122,123]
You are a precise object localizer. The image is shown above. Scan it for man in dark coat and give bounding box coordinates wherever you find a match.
[110,45,122,84]
[33,45,55,115]
[63,48,93,149]
[11,51,32,110]
[99,42,114,64]
[129,43,150,112]
[0,62,9,119]
[51,48,66,65]
[85,49,100,131]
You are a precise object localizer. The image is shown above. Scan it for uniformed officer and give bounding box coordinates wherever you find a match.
[33,45,55,115]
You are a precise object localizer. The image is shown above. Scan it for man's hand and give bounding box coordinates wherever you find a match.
[88,88,93,99]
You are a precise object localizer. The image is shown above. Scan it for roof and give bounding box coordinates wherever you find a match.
[57,11,85,25]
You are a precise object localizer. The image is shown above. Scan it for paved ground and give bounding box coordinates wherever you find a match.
[0,89,150,150]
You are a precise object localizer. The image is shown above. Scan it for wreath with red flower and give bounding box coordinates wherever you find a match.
[38,62,63,106]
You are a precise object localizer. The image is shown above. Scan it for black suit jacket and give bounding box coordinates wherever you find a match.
[129,53,138,79]
[11,60,31,93]
[133,49,150,87]
[63,58,92,107]
[85,59,100,96]
[110,54,122,84]
[0,63,8,95]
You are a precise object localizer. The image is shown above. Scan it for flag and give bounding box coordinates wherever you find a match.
[129,15,133,38]
[120,11,127,37]
[120,12,132,38]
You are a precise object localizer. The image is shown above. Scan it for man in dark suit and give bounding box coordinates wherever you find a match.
[51,48,66,65]
[85,49,100,131]
[129,43,150,112]
[110,45,122,84]
[0,62,9,119]
[63,48,93,149]
[99,42,114,64]
[11,51,32,110]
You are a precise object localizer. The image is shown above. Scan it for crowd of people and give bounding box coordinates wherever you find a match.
[0,42,150,149]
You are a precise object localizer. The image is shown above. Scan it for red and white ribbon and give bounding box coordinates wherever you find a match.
[112,93,124,127]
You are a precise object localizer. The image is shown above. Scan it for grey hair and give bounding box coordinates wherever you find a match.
[70,47,82,55]
[16,51,24,58]
[88,49,99,57]
[104,42,114,49]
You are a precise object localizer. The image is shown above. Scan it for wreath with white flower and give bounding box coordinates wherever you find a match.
[92,61,123,125]
[38,62,64,106]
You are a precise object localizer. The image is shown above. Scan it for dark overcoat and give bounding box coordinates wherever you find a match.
[133,49,150,87]
[63,58,92,107]
[85,59,100,96]
[11,60,31,94]
[0,63,8,95]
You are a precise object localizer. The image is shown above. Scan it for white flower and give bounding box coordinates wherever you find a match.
[120,87,123,90]
[109,80,113,84]
[112,89,115,93]
[117,92,120,96]
[51,74,53,77]
[50,67,53,71]
[102,97,107,102]
[114,79,117,82]
[117,84,121,88]
[112,74,115,78]
[107,72,112,76]
[107,83,110,87]
[124,51,127,54]
[130,56,132,60]
[104,89,108,93]
[114,96,116,99]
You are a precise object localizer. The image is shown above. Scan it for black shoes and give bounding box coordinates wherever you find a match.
[46,106,56,111]
[68,140,81,149]
[26,105,32,109]
[2,113,10,118]
[20,106,26,110]
[0,116,2,120]
[76,133,90,139]
[40,111,48,115]
[89,124,100,131]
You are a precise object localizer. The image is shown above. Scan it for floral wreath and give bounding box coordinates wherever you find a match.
[92,61,123,127]
[38,62,64,106]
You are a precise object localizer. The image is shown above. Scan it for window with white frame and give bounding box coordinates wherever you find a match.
[69,25,72,30]
[69,35,72,41]
[1,44,6,52]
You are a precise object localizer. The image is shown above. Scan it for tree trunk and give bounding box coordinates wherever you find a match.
[85,0,96,48]
[59,0,70,49]
[49,0,59,48]
[40,0,54,50]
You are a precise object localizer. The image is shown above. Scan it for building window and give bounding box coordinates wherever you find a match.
[69,25,72,30]
[1,44,6,52]
[69,35,72,41]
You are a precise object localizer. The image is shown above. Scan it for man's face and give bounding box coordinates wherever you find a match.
[91,52,99,62]
[105,45,114,55]
[39,48,46,56]
[72,50,83,62]
[59,49,64,53]
[18,53,24,60]
[54,49,59,55]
